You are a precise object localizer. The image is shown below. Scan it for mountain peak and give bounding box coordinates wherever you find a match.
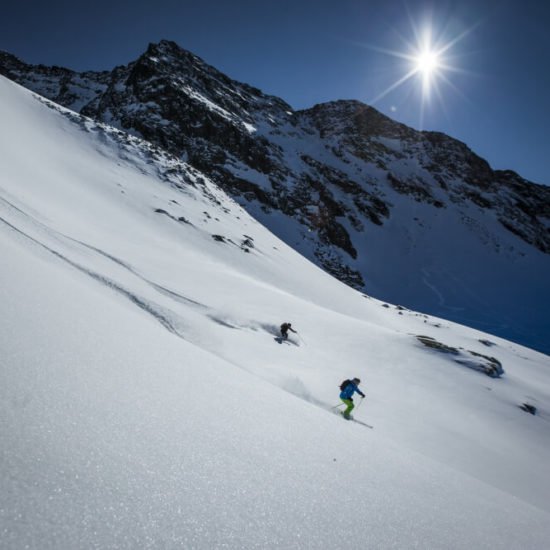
[143,39,199,65]
[302,99,413,139]
[149,38,181,52]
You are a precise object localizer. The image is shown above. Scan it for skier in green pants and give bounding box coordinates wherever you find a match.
[339,378,365,420]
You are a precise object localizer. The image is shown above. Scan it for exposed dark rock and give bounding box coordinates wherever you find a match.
[240,237,254,252]
[386,173,445,208]
[468,350,501,367]
[416,336,504,377]
[465,351,504,377]
[479,339,496,347]
[519,403,537,415]
[154,208,194,227]
[416,335,460,354]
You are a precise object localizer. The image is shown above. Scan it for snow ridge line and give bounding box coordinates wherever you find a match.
[0,192,210,313]
[72,239,209,310]
[0,215,187,338]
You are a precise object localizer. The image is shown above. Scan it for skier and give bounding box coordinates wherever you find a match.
[280,322,297,340]
[339,378,365,420]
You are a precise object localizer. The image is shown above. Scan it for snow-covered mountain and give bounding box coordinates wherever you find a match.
[1,40,549,354]
[1,41,549,352]
[2,73,550,549]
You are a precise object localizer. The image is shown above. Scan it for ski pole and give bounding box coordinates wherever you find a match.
[331,403,345,409]
[355,397,365,411]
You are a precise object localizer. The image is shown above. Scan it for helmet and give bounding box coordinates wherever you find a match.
[352,377,361,383]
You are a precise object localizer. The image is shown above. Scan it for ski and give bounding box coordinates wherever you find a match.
[274,336,299,346]
[332,409,373,429]
[352,418,373,429]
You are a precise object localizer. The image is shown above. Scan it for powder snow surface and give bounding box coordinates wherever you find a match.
[1,76,550,549]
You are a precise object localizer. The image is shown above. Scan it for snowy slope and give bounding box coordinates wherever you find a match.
[1,76,550,549]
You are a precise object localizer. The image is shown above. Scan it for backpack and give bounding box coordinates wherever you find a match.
[339,379,352,391]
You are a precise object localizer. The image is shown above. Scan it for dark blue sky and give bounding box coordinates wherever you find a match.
[2,0,548,184]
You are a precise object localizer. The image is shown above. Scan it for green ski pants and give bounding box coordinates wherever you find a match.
[341,398,354,417]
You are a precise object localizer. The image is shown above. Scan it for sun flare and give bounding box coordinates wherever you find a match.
[414,49,440,77]
[366,17,474,113]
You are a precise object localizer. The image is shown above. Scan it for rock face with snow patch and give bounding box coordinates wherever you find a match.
[2,40,549,352]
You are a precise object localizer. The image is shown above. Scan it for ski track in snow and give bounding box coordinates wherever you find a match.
[420,267,446,307]
[0,192,214,325]
[0,213,187,337]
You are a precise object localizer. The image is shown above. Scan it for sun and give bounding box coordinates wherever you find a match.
[412,45,442,98]
[365,17,475,113]
[414,49,440,77]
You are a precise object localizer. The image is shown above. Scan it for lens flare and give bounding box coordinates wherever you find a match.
[415,49,440,76]
[363,16,476,118]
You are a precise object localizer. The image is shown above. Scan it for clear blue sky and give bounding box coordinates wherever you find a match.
[2,0,548,184]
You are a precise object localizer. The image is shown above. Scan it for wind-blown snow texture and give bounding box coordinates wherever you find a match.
[1,40,549,354]
[1,77,550,549]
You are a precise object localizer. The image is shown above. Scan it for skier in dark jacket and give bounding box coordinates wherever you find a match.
[339,378,365,419]
[280,322,297,340]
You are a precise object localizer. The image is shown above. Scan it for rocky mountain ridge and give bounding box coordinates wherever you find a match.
[1,40,549,352]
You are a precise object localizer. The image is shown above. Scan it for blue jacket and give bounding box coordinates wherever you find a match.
[340,381,365,400]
